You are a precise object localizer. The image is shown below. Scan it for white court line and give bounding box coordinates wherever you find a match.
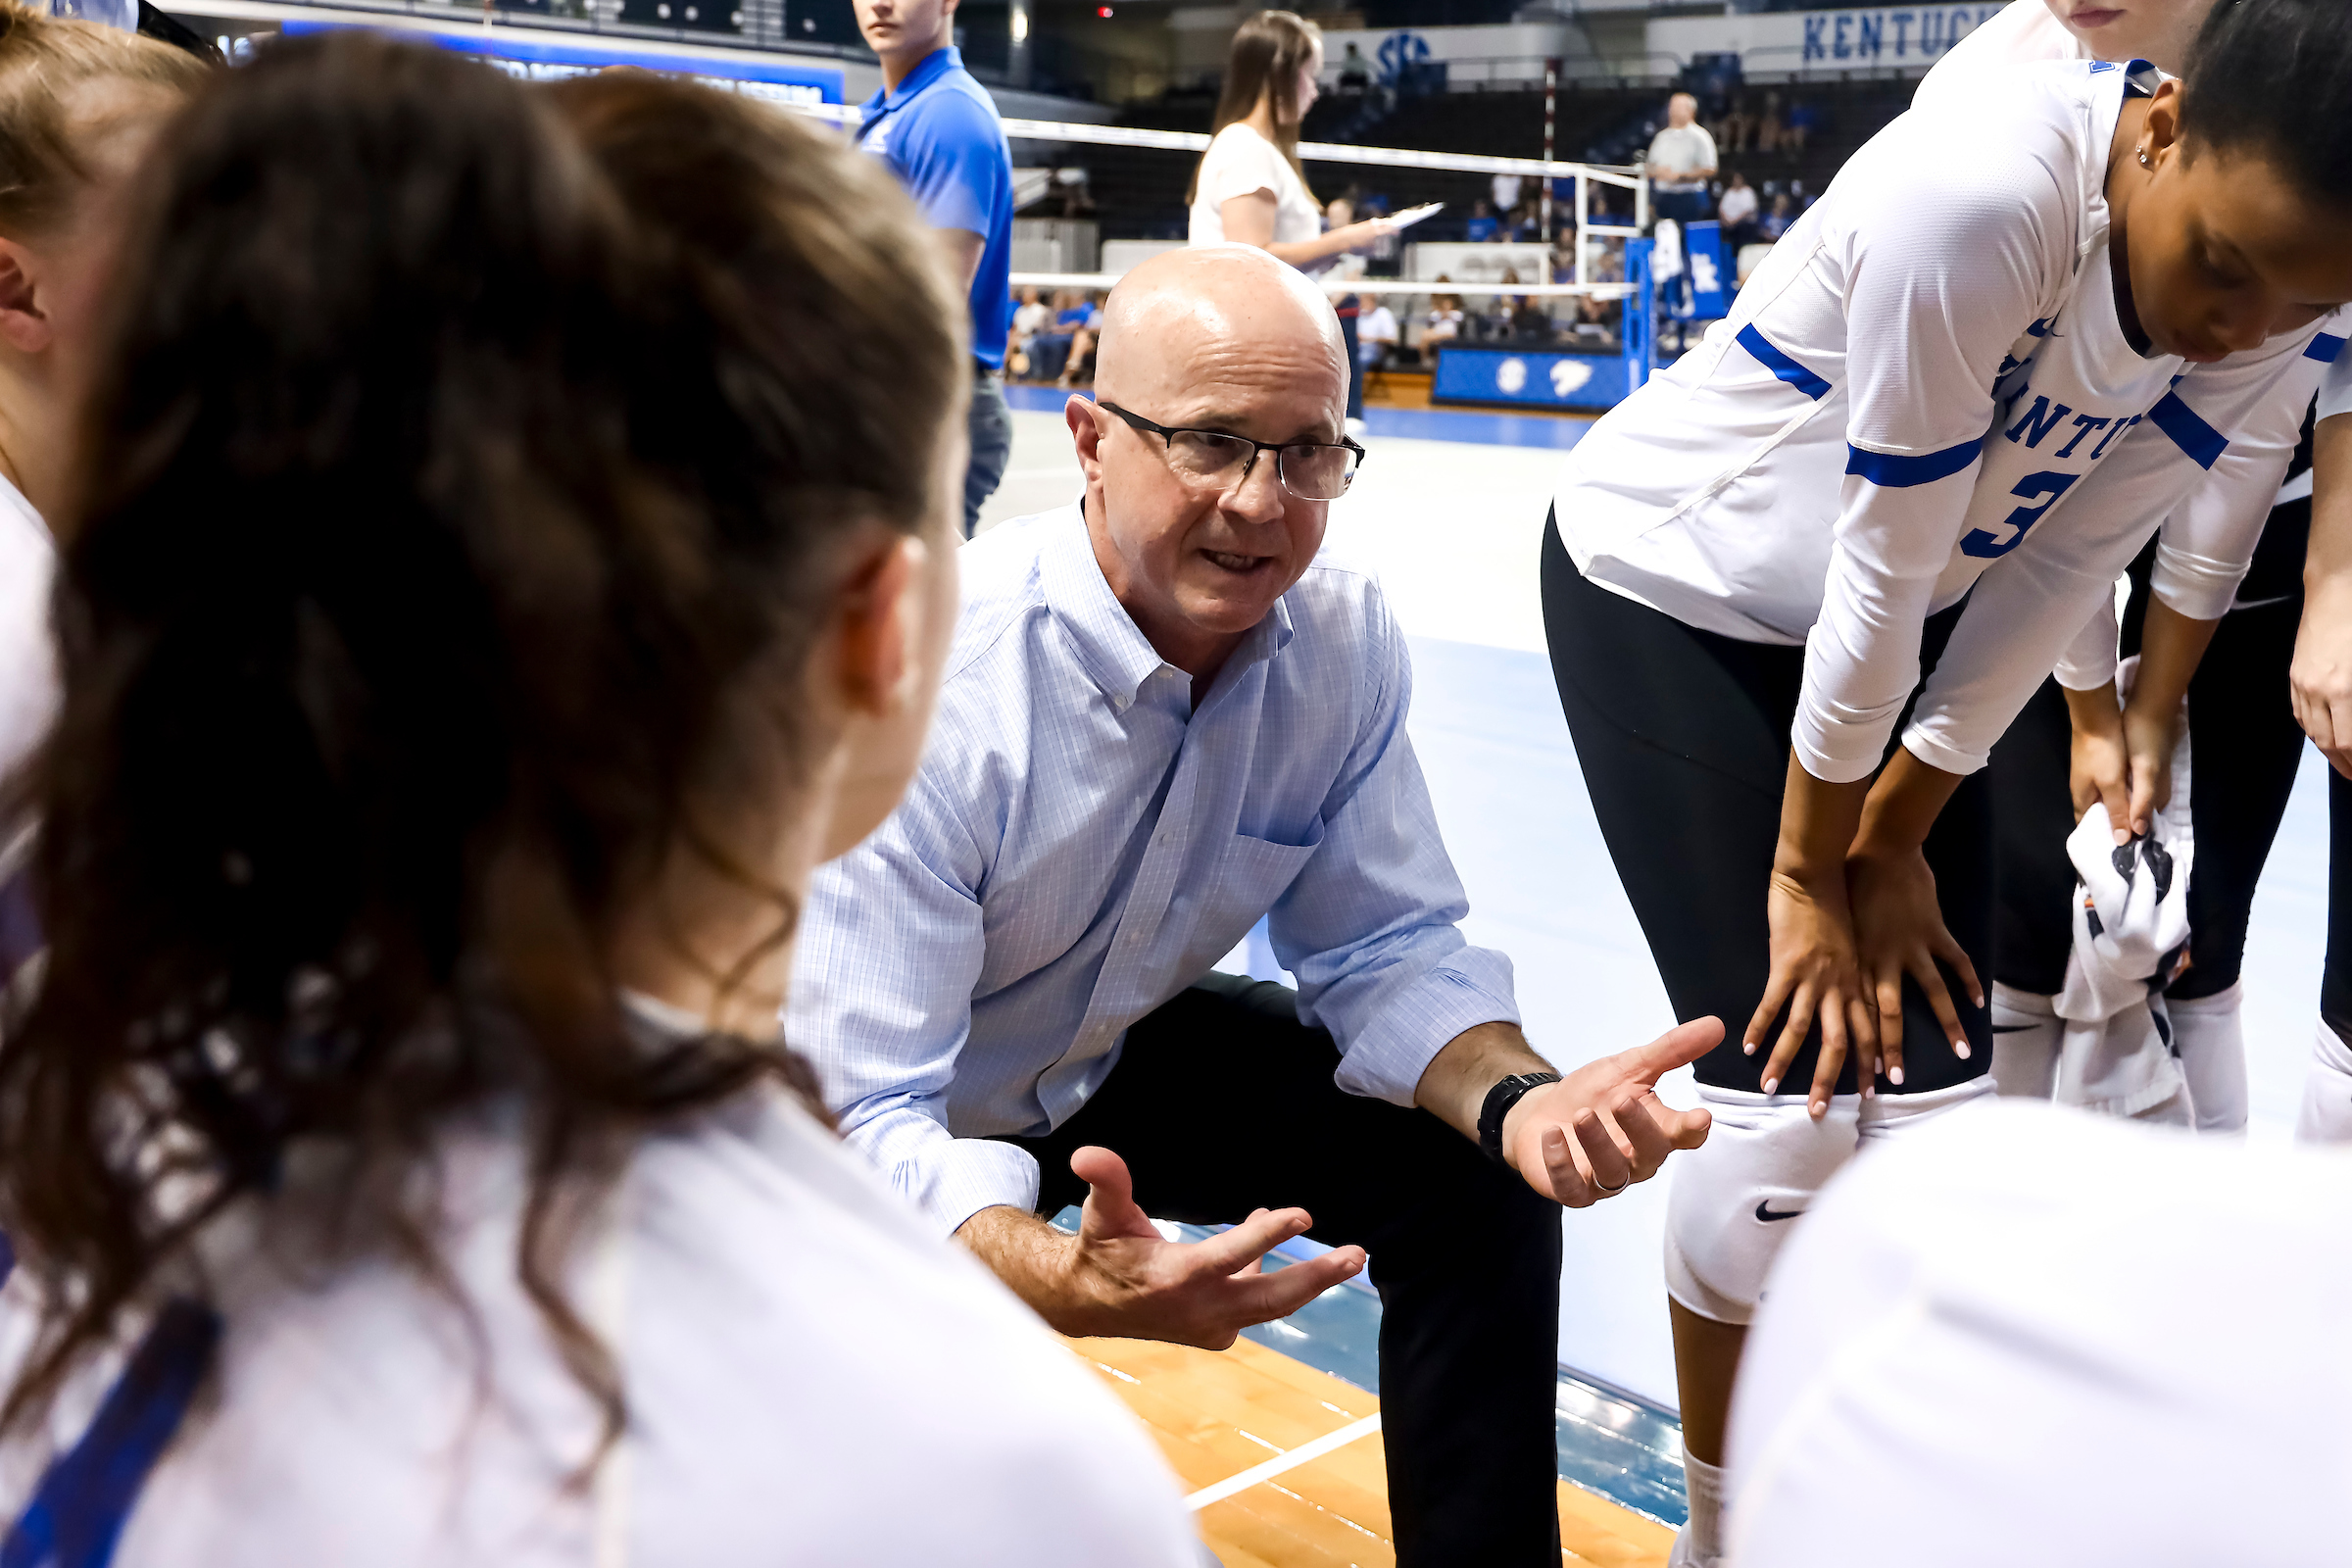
[1183,1413,1383,1512]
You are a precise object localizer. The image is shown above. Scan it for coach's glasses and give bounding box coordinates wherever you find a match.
[1099,401,1365,502]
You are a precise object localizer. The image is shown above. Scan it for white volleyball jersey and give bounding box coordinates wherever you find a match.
[1910,0,2349,695]
[1556,60,2336,782]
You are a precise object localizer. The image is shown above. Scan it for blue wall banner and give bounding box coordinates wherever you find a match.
[1432,347,1633,412]
[278,19,846,104]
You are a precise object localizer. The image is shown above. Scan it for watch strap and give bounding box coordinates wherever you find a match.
[1478,1072,1562,1167]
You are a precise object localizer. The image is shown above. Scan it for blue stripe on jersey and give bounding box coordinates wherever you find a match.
[2307,333,2347,365]
[2147,390,2227,469]
[1737,324,1832,401]
[1845,439,1982,488]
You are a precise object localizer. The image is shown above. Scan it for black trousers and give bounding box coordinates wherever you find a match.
[1012,972,1565,1566]
[1991,524,2312,1000]
[1541,516,1993,1097]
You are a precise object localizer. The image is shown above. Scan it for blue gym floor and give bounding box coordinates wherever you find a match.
[992,390,2338,1515]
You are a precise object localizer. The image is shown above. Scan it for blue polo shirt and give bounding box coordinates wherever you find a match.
[858,47,1014,371]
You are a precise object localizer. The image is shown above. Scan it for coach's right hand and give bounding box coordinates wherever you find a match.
[959,1149,1365,1350]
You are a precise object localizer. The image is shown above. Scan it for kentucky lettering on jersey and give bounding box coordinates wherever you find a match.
[1556,60,2262,783]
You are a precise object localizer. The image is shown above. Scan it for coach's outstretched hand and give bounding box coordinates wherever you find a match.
[1412,1016,1716,1209]
[956,1151,1365,1350]
[1497,1020,1719,1207]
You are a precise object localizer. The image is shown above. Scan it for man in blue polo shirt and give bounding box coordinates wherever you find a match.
[856,0,1015,537]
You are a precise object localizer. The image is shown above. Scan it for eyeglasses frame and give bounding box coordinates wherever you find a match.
[1096,401,1367,500]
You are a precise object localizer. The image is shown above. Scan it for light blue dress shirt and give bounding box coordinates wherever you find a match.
[788,504,1519,1233]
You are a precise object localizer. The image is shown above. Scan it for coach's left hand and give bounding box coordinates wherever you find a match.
[1415,1017,1717,1209]
[1500,1022,1720,1206]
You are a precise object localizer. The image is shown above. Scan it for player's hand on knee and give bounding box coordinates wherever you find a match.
[1062,1146,1365,1349]
[1844,847,1980,1102]
[1504,1019,1718,1206]
[1748,869,1872,1117]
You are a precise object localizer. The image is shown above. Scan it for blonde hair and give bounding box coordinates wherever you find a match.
[0,1,208,236]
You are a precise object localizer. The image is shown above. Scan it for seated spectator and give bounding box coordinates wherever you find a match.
[1759,189,1795,240]
[1322,194,1370,282]
[1643,90,1717,225]
[1719,93,1752,153]
[1028,287,1079,382]
[1007,283,1052,378]
[789,243,1718,1565]
[1571,288,1618,344]
[1465,197,1498,242]
[1425,288,1466,346]
[1717,170,1758,245]
[1754,89,1783,154]
[1783,95,1818,155]
[1357,296,1399,371]
[1508,294,1553,342]
[1479,270,1521,338]
[0,36,1200,1564]
[1060,292,1105,388]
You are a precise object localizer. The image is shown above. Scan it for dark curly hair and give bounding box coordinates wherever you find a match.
[0,33,964,1452]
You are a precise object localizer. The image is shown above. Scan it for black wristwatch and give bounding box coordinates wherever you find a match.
[1478,1072,1562,1167]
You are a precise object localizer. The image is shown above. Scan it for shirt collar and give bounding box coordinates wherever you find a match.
[860,46,962,119]
[1041,499,1298,712]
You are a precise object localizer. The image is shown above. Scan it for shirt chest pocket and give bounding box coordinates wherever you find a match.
[1214,816,1326,918]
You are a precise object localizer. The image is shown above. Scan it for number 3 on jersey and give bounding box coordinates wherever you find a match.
[1962,470,2077,559]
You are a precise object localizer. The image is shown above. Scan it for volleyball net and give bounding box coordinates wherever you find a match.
[787,103,1653,304]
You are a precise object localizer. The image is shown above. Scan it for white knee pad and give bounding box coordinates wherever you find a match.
[1664,1087,1860,1327]
[1989,984,2059,1101]
[2167,983,2247,1135]
[2296,1018,2352,1145]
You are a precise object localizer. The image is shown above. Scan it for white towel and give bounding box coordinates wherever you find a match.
[2052,697,2194,1120]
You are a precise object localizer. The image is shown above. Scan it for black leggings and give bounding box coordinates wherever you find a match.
[1991,519,2311,1001]
[1541,516,1992,1097]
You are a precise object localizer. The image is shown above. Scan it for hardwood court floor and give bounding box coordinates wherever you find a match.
[1064,1332,1673,1568]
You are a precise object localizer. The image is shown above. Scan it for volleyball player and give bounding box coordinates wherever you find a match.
[0,37,1197,1562]
[1922,0,2343,1135]
[0,3,204,986]
[2289,351,2352,1136]
[1541,3,2352,1561]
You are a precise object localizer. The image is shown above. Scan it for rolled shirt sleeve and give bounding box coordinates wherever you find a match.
[1268,589,1519,1104]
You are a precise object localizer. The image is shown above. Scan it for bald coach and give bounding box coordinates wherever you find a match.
[788,244,1717,1565]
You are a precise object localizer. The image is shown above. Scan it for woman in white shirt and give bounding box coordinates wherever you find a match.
[1186,9,1390,270]
[1542,4,2352,1563]
[0,36,1198,1568]
[1424,290,1465,344]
